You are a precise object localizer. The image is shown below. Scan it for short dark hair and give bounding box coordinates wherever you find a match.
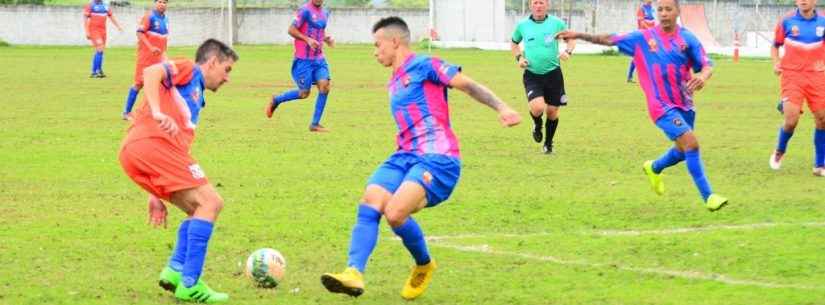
[372,16,410,38]
[195,39,238,64]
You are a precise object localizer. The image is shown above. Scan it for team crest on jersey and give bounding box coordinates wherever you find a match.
[191,88,201,103]
[791,25,800,37]
[402,75,411,87]
[422,171,433,185]
[154,21,160,29]
[647,38,658,52]
[189,164,206,179]
[817,26,825,37]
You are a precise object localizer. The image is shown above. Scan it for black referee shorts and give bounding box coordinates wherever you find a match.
[523,67,567,106]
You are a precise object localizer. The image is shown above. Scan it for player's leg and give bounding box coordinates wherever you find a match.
[543,68,567,154]
[95,36,107,77]
[322,155,406,297]
[267,59,312,118]
[89,37,105,77]
[168,184,229,303]
[158,192,191,293]
[627,61,636,83]
[389,156,460,300]
[524,70,546,144]
[310,61,331,132]
[772,74,805,170]
[673,119,727,211]
[123,78,144,119]
[807,75,825,176]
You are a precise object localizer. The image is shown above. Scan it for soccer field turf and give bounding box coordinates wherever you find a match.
[1,44,823,304]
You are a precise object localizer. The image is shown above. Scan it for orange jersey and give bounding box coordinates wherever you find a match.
[123,59,206,152]
[774,9,825,72]
[84,1,111,33]
[137,10,169,64]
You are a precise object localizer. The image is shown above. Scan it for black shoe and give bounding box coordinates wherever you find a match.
[97,71,107,78]
[542,144,553,155]
[90,72,99,78]
[532,125,543,143]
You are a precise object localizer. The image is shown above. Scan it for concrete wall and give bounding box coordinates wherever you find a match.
[0,5,428,46]
[0,1,797,47]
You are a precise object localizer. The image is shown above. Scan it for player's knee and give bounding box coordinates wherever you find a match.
[384,208,408,227]
[318,83,331,94]
[298,90,310,99]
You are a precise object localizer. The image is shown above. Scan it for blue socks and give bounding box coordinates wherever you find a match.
[92,51,104,73]
[182,218,214,288]
[312,92,329,126]
[168,219,191,272]
[777,127,794,154]
[652,147,685,174]
[627,61,636,81]
[815,129,825,167]
[273,89,302,106]
[124,87,139,114]
[347,205,381,273]
[685,149,712,201]
[392,217,431,266]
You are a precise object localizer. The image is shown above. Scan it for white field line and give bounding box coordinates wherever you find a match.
[433,243,822,290]
[419,221,825,241]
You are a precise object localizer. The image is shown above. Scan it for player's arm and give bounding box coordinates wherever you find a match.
[108,13,123,32]
[686,65,713,93]
[771,22,785,76]
[84,16,91,39]
[288,25,320,50]
[143,63,179,135]
[449,74,521,127]
[557,31,615,46]
[324,35,335,48]
[510,41,528,68]
[559,38,576,61]
[138,32,161,55]
[770,46,782,75]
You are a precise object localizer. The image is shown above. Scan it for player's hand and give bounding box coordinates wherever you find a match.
[686,75,706,93]
[151,46,162,55]
[773,62,782,76]
[147,196,167,229]
[555,30,577,41]
[518,57,529,69]
[497,106,522,127]
[558,51,571,61]
[324,36,335,48]
[306,38,321,50]
[152,111,179,136]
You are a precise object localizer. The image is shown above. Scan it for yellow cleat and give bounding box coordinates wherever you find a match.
[642,160,665,195]
[705,194,728,212]
[401,260,437,300]
[321,267,364,297]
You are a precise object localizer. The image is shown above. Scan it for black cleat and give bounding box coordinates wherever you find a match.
[532,125,543,143]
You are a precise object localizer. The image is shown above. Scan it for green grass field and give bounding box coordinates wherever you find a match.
[1,44,824,305]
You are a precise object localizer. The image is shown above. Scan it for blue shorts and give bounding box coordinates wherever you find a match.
[655,108,696,141]
[291,58,330,91]
[366,152,461,207]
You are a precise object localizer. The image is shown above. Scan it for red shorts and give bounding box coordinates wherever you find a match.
[119,138,208,200]
[88,31,107,47]
[781,70,825,112]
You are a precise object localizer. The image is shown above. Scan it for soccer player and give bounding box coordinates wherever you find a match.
[320,17,521,299]
[628,0,656,83]
[123,0,170,120]
[768,0,825,176]
[557,0,729,211]
[266,0,335,132]
[510,0,575,154]
[83,0,123,78]
[118,39,237,303]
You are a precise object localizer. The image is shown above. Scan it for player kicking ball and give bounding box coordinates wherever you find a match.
[557,0,728,211]
[320,17,521,300]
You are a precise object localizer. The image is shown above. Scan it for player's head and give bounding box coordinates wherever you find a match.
[155,0,168,13]
[310,0,324,7]
[530,0,549,17]
[195,39,238,92]
[643,0,653,4]
[372,16,410,68]
[656,0,679,28]
[796,0,816,11]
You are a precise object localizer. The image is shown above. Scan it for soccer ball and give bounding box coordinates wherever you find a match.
[245,248,286,288]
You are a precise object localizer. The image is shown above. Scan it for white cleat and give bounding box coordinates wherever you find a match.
[769,151,784,170]
[813,167,825,177]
